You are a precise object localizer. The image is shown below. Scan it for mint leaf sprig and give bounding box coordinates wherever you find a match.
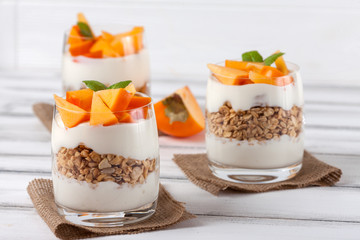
[83,80,132,91]
[77,22,94,39]
[242,50,285,66]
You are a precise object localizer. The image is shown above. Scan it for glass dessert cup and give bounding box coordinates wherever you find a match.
[62,25,150,94]
[206,62,304,184]
[51,93,159,227]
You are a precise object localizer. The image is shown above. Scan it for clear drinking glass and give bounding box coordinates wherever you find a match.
[62,25,150,94]
[206,62,304,184]
[51,93,159,227]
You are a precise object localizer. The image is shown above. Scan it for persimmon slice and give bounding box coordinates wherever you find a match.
[90,93,118,126]
[274,50,289,75]
[225,60,264,72]
[54,94,89,128]
[66,88,93,112]
[154,86,205,137]
[97,88,133,112]
[207,64,251,85]
[69,40,94,57]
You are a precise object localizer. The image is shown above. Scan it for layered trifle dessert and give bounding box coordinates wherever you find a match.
[206,51,304,183]
[62,13,150,94]
[51,80,159,226]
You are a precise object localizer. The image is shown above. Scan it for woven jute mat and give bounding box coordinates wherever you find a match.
[27,179,195,240]
[173,151,342,195]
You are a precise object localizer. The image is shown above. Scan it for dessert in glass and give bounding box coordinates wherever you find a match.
[62,13,150,94]
[51,81,159,227]
[206,51,304,184]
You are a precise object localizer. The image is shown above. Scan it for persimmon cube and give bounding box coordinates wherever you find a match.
[69,40,94,56]
[207,64,250,85]
[225,60,264,72]
[54,94,89,128]
[125,83,136,95]
[91,38,119,57]
[274,51,289,75]
[260,66,285,78]
[90,93,118,126]
[97,88,133,112]
[83,50,103,58]
[127,96,152,120]
[68,25,84,45]
[66,89,93,112]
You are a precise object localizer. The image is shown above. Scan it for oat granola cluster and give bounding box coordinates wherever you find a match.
[56,145,156,185]
[207,101,303,141]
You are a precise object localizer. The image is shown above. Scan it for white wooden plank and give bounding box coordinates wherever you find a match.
[10,0,360,85]
[0,0,16,69]
[0,208,359,240]
[1,173,360,223]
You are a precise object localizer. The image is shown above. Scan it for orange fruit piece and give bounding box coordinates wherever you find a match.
[97,88,133,112]
[127,96,152,120]
[68,25,84,45]
[69,40,94,57]
[274,50,289,75]
[116,112,133,123]
[101,31,114,42]
[154,86,205,137]
[260,66,285,78]
[249,71,293,86]
[207,64,252,85]
[130,26,144,53]
[125,83,136,95]
[90,38,119,57]
[83,50,103,58]
[225,60,264,72]
[90,93,118,126]
[66,89,94,112]
[54,94,89,128]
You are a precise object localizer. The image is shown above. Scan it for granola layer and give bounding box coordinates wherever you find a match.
[56,145,156,185]
[207,101,303,142]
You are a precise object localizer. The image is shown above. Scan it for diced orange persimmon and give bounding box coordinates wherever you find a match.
[225,60,264,72]
[249,71,273,85]
[260,66,285,78]
[69,40,94,56]
[90,93,118,126]
[154,86,205,137]
[68,25,84,45]
[249,71,294,86]
[125,83,136,95]
[83,50,103,58]
[90,38,119,57]
[77,12,89,25]
[130,26,144,52]
[127,96,152,120]
[110,38,125,57]
[54,94,89,128]
[274,50,289,75]
[97,88,133,112]
[207,64,252,85]
[116,112,133,123]
[101,31,114,42]
[66,89,93,112]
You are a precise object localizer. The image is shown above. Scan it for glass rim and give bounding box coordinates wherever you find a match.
[55,91,152,114]
[65,24,145,41]
[209,60,299,80]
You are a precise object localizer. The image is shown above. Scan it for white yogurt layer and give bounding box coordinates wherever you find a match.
[206,71,304,112]
[51,113,159,160]
[206,133,304,169]
[62,49,150,91]
[53,170,159,212]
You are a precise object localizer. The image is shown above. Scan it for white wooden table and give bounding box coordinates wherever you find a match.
[0,71,360,239]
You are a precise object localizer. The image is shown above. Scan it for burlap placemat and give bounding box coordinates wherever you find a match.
[32,102,166,136]
[27,179,195,240]
[173,151,342,195]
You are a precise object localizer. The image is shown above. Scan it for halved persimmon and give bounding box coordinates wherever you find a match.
[154,86,204,137]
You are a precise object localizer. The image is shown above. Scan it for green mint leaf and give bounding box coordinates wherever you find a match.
[77,22,94,38]
[162,94,189,124]
[82,80,107,91]
[264,52,285,66]
[108,80,132,89]
[242,51,263,62]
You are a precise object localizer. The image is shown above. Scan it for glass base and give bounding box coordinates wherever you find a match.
[208,161,302,184]
[56,200,157,227]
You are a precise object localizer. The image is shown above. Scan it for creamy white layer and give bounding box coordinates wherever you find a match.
[53,170,159,212]
[62,49,150,91]
[52,113,159,160]
[206,71,304,112]
[206,133,304,169]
